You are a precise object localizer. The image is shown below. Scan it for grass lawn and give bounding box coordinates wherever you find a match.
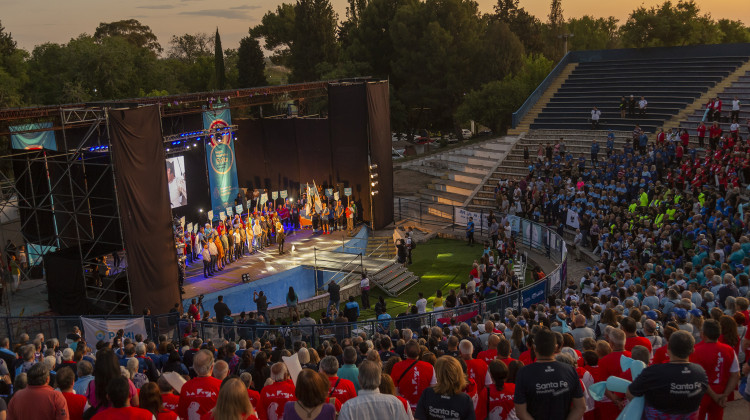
[307,238,488,321]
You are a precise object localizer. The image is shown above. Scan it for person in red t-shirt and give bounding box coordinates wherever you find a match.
[239,373,261,408]
[621,318,652,354]
[477,334,500,365]
[595,329,632,420]
[58,367,87,420]
[177,349,223,420]
[319,356,357,405]
[390,340,436,410]
[201,378,259,420]
[689,320,741,420]
[158,376,180,412]
[7,363,68,420]
[476,360,516,420]
[140,382,178,420]
[258,362,296,420]
[460,339,488,392]
[92,376,153,420]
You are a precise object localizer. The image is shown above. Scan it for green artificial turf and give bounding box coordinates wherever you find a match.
[308,238,490,321]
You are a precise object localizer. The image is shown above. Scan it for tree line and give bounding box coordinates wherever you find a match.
[1,0,748,134]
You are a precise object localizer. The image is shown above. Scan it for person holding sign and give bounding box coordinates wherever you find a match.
[276,221,286,255]
[321,203,330,234]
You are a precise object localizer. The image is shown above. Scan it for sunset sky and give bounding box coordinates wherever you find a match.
[2,0,749,53]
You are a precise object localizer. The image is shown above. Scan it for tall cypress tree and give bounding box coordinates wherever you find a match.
[214,28,226,90]
[237,36,268,88]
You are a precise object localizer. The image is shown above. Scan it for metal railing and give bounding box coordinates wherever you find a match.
[511,52,571,128]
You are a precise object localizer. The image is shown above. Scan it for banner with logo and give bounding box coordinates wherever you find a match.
[81,316,148,344]
[203,109,239,218]
[10,122,57,150]
[453,208,490,232]
[522,281,547,307]
[566,209,580,229]
[507,215,521,233]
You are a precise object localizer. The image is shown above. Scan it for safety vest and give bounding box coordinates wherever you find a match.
[674,195,681,205]
[640,192,649,207]
[698,193,705,207]
[655,213,664,227]
[628,203,638,213]
[666,208,676,220]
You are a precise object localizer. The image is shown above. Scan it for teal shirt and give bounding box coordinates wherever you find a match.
[338,364,360,392]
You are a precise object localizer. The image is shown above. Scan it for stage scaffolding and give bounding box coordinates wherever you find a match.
[0,107,132,314]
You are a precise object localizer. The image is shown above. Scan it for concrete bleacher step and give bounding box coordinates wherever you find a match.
[431,178,477,196]
[662,60,750,133]
[508,62,578,136]
[419,189,466,206]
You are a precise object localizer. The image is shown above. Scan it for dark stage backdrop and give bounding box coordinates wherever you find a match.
[262,119,300,204]
[329,84,371,222]
[109,106,180,314]
[162,114,211,224]
[233,81,393,227]
[366,82,394,229]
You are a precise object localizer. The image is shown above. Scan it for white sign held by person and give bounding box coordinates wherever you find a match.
[566,209,580,229]
[453,207,489,230]
[81,316,148,344]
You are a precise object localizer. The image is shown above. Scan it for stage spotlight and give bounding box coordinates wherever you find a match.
[241,273,251,283]
[370,173,378,179]
[199,209,203,212]
[369,163,378,170]
[193,143,197,147]
[371,180,378,187]
[371,190,379,196]
[166,148,170,152]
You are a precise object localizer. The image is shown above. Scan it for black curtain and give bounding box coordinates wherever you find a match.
[44,246,87,314]
[109,106,180,315]
[295,119,332,189]
[329,84,371,222]
[367,82,394,229]
[235,119,268,196]
[262,119,300,202]
[13,150,55,243]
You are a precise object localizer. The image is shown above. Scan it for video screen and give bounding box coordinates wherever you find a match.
[166,156,187,208]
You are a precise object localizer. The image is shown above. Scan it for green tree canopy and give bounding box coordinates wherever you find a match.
[250,3,296,66]
[620,0,721,47]
[237,36,268,88]
[566,16,620,51]
[214,28,226,90]
[93,19,162,54]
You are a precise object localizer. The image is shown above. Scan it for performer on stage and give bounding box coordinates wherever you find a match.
[321,203,330,234]
[276,221,286,255]
[346,201,356,234]
[335,200,344,231]
[252,218,261,252]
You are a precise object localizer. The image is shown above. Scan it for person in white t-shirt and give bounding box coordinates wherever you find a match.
[732,96,741,122]
[415,292,427,314]
[590,106,601,129]
[359,273,370,309]
[638,96,648,117]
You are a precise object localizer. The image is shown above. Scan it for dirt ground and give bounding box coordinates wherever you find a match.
[393,168,435,196]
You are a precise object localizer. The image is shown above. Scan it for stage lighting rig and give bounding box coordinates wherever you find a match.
[162,125,238,154]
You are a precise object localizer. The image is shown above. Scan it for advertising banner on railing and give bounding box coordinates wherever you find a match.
[548,269,562,295]
[507,215,521,233]
[522,280,547,307]
[453,207,489,231]
[81,317,148,344]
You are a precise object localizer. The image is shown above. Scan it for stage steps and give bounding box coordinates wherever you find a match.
[371,261,420,297]
[366,235,396,258]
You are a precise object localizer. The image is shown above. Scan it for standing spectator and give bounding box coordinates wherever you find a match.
[203,378,257,420]
[338,347,360,392]
[73,360,94,396]
[285,369,336,420]
[709,121,721,150]
[57,367,86,420]
[320,356,357,405]
[91,377,152,420]
[514,329,585,420]
[286,287,300,319]
[638,96,648,117]
[405,232,414,265]
[396,240,408,267]
[689,320,740,420]
[590,107,601,130]
[253,291,269,322]
[343,296,360,323]
[327,281,341,317]
[475,360,516,420]
[415,356,475,420]
[7,363,68,420]
[731,96,741,122]
[176,349,222,420]
[606,130,615,157]
[459,340,487,393]
[359,273,370,310]
[466,217,475,246]
[259,363,296,420]
[390,340,436,411]
[628,95,636,118]
[696,121,707,148]
[590,139,599,166]
[138,382,178,420]
[86,348,140,415]
[214,295,231,339]
[339,361,410,420]
[627,331,711,419]
[489,219,499,248]
[570,315,595,351]
[415,293,427,315]
[712,97,723,122]
[595,329,631,420]
[619,96,627,118]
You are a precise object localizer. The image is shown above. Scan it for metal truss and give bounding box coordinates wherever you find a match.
[0,109,132,314]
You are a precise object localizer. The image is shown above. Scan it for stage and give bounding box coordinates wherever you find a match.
[181,226,390,301]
